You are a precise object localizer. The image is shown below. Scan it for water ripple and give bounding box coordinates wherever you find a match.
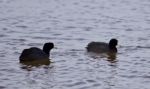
[0,0,150,89]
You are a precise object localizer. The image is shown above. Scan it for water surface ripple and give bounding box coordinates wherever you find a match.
[0,0,150,89]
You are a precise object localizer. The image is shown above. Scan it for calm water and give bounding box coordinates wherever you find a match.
[0,0,150,89]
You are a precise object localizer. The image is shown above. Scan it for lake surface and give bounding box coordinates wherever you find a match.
[0,0,150,89]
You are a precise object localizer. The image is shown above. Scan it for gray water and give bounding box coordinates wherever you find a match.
[0,0,150,89]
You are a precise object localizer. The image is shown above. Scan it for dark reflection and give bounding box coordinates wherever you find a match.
[20,59,51,71]
[87,52,117,63]
[107,52,117,63]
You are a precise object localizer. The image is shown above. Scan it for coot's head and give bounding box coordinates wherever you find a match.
[109,39,118,48]
[43,42,54,55]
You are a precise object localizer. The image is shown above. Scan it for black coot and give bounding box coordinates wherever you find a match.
[87,39,118,53]
[19,42,54,62]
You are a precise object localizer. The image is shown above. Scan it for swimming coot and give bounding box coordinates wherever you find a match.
[86,39,118,53]
[19,42,54,62]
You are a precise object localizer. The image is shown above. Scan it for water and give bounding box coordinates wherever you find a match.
[0,0,150,89]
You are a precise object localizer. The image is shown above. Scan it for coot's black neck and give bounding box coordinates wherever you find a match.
[43,49,50,56]
[109,45,117,52]
[42,42,54,56]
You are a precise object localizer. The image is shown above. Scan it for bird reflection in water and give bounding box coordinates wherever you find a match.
[107,52,117,63]
[20,59,52,71]
[87,52,117,63]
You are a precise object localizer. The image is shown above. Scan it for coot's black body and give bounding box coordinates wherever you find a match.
[19,42,54,62]
[87,39,118,53]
